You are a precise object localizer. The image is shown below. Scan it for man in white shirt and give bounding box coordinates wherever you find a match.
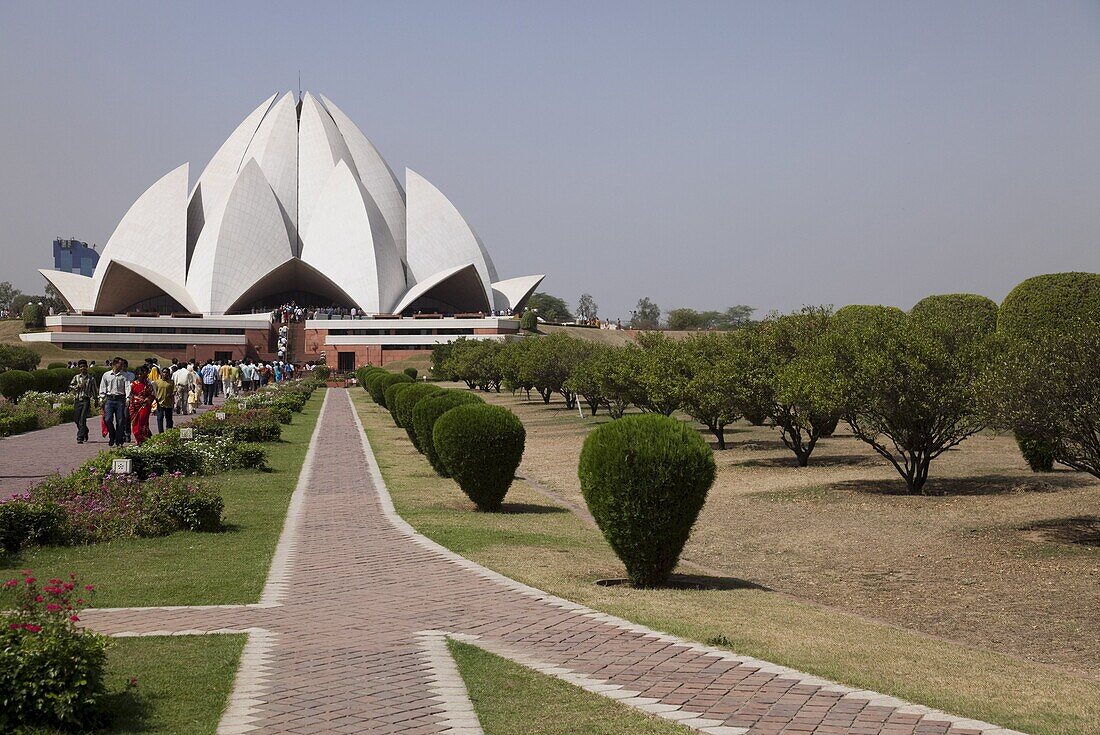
[99,357,131,447]
[172,362,195,414]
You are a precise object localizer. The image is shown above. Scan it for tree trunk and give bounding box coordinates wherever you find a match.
[539,388,552,403]
[710,423,726,450]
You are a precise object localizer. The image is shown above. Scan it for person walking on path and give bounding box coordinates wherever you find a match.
[172,361,194,414]
[153,371,174,434]
[98,358,130,447]
[68,359,96,444]
[199,359,218,405]
[127,366,154,445]
[220,360,234,398]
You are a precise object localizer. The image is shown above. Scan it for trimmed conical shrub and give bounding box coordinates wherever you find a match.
[413,391,485,472]
[386,382,414,425]
[393,383,443,447]
[373,372,413,407]
[434,404,525,511]
[579,414,715,588]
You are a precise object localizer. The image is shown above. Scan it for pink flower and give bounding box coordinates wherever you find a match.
[3,579,17,588]
[70,615,80,622]
[24,624,42,633]
[34,595,43,602]
[84,585,94,591]
[46,603,61,612]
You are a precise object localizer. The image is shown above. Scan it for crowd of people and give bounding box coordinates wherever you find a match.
[67,355,321,447]
[576,317,623,330]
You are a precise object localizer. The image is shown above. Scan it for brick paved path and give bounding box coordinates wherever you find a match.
[80,390,1022,735]
[0,397,223,494]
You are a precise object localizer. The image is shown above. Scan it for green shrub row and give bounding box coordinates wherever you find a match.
[360,368,523,511]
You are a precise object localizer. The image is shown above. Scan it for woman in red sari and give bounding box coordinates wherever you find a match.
[128,365,155,445]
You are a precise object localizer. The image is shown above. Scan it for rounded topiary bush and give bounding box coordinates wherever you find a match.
[413,391,485,473]
[392,383,442,447]
[403,367,418,380]
[0,370,36,401]
[433,404,525,511]
[365,371,389,403]
[48,367,77,392]
[47,361,68,369]
[578,414,716,588]
[910,293,998,348]
[373,372,412,407]
[998,272,1100,339]
[386,382,414,425]
[31,369,58,393]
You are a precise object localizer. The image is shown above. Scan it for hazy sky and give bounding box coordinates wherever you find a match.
[1,1,1097,320]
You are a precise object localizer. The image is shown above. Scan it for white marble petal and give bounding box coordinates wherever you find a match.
[318,94,407,259]
[492,274,545,313]
[186,159,294,314]
[94,259,200,314]
[300,160,406,313]
[240,91,299,250]
[38,270,95,312]
[405,169,497,307]
[297,92,359,249]
[392,263,490,314]
[187,93,277,263]
[93,163,189,291]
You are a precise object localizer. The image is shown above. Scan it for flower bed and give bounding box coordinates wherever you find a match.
[1,572,109,731]
[0,392,71,437]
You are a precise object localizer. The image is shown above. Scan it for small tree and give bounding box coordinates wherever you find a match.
[526,292,573,323]
[520,334,590,406]
[630,297,661,330]
[633,332,689,415]
[581,345,646,418]
[519,309,538,332]
[678,333,742,449]
[983,319,1100,478]
[0,281,22,312]
[830,306,992,494]
[21,303,44,329]
[576,293,598,322]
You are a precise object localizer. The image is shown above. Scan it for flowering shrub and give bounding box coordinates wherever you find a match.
[191,408,281,442]
[0,572,109,730]
[17,390,70,410]
[28,471,223,543]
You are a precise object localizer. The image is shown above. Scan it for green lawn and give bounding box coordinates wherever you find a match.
[352,390,1100,735]
[26,634,245,735]
[449,639,694,735]
[0,391,324,607]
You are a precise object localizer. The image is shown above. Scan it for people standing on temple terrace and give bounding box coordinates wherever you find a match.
[127,365,154,445]
[172,360,194,414]
[152,369,174,434]
[69,359,97,444]
[199,359,218,405]
[98,357,130,447]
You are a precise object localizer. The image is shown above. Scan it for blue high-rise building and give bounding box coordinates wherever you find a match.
[52,238,99,277]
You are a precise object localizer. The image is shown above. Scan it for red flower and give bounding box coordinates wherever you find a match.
[70,615,80,622]
[45,603,61,613]
[34,595,44,602]
[84,585,95,591]
[24,624,42,633]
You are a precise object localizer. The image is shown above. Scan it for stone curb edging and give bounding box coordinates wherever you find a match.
[348,390,1028,735]
[416,630,486,735]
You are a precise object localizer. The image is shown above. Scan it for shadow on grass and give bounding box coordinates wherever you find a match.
[734,453,885,469]
[833,472,1093,497]
[1019,516,1100,547]
[597,573,769,592]
[99,688,152,733]
[497,502,570,516]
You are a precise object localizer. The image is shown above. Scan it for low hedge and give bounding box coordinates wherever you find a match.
[385,382,414,425]
[578,413,716,588]
[392,383,442,447]
[433,403,525,511]
[0,411,38,436]
[0,501,68,555]
[412,391,485,474]
[0,370,35,401]
[191,408,282,443]
[374,372,413,408]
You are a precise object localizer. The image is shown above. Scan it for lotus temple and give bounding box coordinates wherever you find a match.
[23,91,544,369]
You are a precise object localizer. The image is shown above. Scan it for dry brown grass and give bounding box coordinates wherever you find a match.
[468,385,1100,678]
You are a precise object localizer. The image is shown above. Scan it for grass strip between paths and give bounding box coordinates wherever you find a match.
[0,390,325,607]
[351,390,1100,735]
[25,634,245,735]
[449,638,695,735]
